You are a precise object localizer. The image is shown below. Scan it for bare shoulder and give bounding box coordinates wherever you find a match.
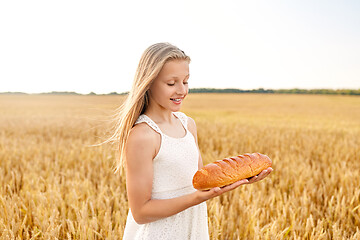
[127,123,159,160]
[129,123,155,142]
[187,116,197,138]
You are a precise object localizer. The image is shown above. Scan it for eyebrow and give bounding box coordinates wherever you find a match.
[167,74,190,80]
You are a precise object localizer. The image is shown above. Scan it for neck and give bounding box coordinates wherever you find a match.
[144,105,176,124]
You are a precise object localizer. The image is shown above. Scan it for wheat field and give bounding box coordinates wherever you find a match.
[0,93,359,239]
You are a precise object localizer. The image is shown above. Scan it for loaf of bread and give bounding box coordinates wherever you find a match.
[192,153,272,190]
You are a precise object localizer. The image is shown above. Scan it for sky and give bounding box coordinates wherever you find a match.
[0,0,359,94]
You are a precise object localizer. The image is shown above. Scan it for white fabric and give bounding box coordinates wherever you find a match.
[123,112,209,240]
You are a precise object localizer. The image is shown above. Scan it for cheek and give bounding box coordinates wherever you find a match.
[153,85,173,100]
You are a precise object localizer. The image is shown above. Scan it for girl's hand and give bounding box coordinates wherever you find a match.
[195,167,273,202]
[245,167,273,184]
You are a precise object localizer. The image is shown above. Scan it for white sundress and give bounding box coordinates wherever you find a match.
[123,112,209,240]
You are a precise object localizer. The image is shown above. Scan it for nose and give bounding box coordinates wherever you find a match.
[176,83,188,95]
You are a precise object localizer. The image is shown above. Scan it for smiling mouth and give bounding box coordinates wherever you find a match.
[170,98,182,102]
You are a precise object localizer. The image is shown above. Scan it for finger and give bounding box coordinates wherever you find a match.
[249,170,269,183]
[221,179,249,192]
[236,178,250,185]
[261,168,273,178]
[258,168,272,177]
[256,174,267,182]
[211,187,222,195]
[252,169,272,182]
[200,187,222,199]
[257,170,269,179]
[247,175,258,183]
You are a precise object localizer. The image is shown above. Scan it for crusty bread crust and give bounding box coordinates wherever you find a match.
[192,153,272,190]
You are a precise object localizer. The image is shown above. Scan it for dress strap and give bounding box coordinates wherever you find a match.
[173,112,188,130]
[134,115,163,135]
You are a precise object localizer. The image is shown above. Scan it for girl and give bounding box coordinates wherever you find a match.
[113,42,272,239]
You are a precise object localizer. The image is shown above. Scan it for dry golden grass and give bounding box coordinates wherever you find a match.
[0,93,359,239]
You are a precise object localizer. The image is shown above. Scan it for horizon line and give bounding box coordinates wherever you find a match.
[1,87,360,95]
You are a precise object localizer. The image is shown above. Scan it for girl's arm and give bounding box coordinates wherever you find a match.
[125,123,206,224]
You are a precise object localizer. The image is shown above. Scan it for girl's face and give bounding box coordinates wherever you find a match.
[148,60,190,112]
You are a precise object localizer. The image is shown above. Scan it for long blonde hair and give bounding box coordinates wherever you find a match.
[106,42,190,174]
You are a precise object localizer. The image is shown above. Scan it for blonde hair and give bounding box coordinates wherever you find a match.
[106,42,190,174]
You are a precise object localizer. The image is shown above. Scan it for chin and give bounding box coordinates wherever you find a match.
[171,107,181,112]
[169,105,182,112]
